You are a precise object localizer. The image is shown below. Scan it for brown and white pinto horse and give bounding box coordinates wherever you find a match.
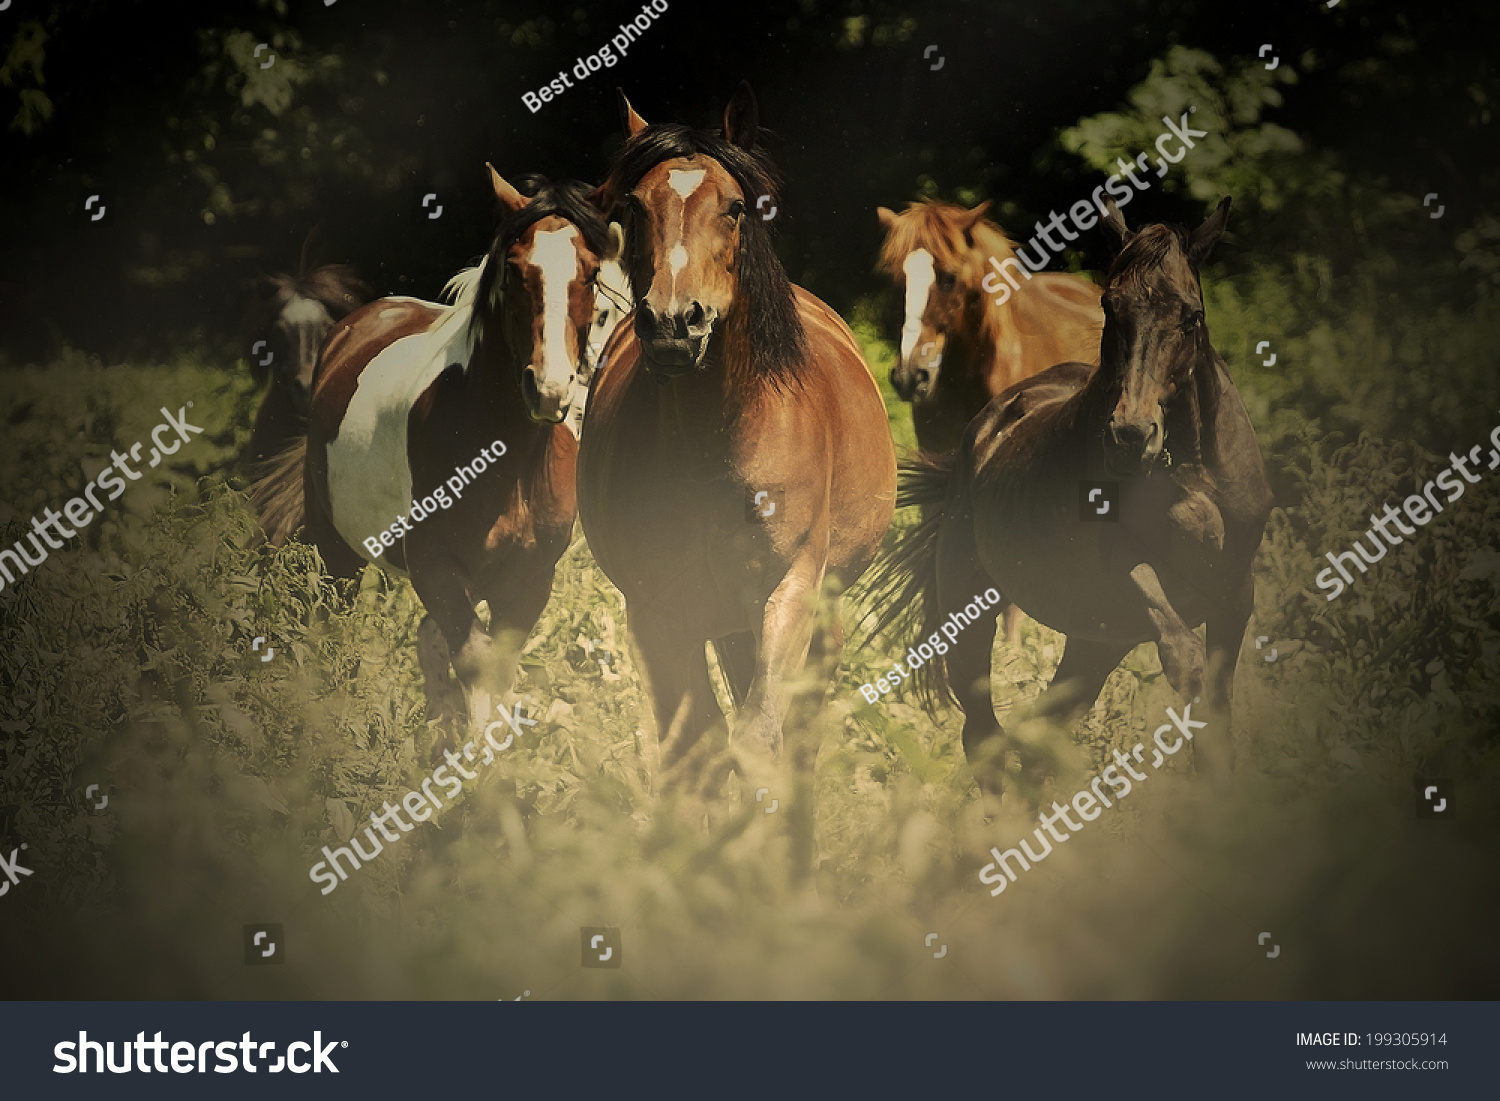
[292,168,607,745]
[876,199,1103,454]
[871,199,1271,805]
[579,84,896,778]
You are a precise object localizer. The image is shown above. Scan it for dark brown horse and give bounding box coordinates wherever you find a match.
[876,198,1103,455]
[871,198,1271,802]
[258,168,607,745]
[578,84,896,777]
[247,260,370,468]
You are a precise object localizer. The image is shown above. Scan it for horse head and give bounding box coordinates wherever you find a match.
[876,200,992,403]
[256,262,369,394]
[595,82,804,383]
[480,166,608,424]
[1097,196,1231,475]
[258,276,334,394]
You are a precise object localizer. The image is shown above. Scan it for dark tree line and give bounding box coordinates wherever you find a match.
[0,0,1495,364]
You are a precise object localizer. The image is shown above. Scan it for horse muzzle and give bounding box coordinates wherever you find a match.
[522,366,572,424]
[639,336,709,377]
[890,362,935,404]
[1105,416,1165,475]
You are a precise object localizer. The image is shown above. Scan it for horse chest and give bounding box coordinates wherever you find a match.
[981,475,1228,636]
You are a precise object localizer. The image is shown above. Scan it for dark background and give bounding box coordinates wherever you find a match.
[0,0,1492,363]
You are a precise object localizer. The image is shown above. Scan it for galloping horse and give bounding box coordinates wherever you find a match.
[876,199,1103,454]
[579,84,896,775]
[267,168,607,745]
[247,260,370,468]
[870,198,1271,800]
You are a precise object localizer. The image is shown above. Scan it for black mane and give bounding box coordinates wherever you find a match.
[601,123,807,386]
[472,174,611,333]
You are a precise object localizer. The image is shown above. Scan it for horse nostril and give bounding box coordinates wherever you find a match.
[635,304,657,334]
[686,301,706,329]
[915,368,931,388]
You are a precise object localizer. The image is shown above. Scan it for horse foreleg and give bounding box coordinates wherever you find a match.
[463,573,554,733]
[417,614,465,754]
[1128,562,1218,778]
[732,558,825,762]
[631,610,726,785]
[1002,603,1024,645]
[1202,571,1254,778]
[944,597,1004,801]
[1023,635,1132,804]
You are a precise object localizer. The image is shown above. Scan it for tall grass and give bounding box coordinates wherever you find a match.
[1,333,1497,999]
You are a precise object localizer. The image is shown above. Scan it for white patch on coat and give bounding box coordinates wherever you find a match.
[326,291,478,574]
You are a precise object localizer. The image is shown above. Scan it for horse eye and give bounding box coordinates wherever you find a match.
[936,271,956,290]
[1180,310,1203,332]
[727,200,746,219]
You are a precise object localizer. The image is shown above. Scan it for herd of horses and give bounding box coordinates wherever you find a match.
[246,83,1271,810]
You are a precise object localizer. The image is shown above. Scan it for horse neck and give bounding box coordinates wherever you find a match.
[467,318,545,441]
[967,224,1025,390]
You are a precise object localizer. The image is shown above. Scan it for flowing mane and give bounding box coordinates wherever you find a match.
[598,122,808,386]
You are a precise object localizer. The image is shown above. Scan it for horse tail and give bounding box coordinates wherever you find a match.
[862,449,957,711]
[249,436,307,547]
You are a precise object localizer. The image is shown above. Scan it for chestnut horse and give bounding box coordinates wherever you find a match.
[876,199,1102,454]
[246,261,370,468]
[579,84,896,777]
[870,198,1271,802]
[268,168,607,744]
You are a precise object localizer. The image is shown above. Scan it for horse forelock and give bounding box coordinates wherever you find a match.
[1107,223,1196,297]
[877,201,1013,278]
[601,122,807,386]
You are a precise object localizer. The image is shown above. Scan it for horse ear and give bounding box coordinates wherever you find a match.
[618,89,648,137]
[877,206,898,230]
[962,200,993,228]
[1188,196,1232,267]
[1100,198,1131,249]
[486,163,528,215]
[723,81,759,150]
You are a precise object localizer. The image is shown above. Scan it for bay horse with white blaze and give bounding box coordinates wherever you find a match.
[876,199,1103,455]
[870,198,1271,802]
[292,168,607,745]
[579,84,896,777]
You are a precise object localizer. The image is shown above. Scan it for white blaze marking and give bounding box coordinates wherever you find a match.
[667,169,706,200]
[531,225,580,393]
[900,249,936,365]
[664,169,708,302]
